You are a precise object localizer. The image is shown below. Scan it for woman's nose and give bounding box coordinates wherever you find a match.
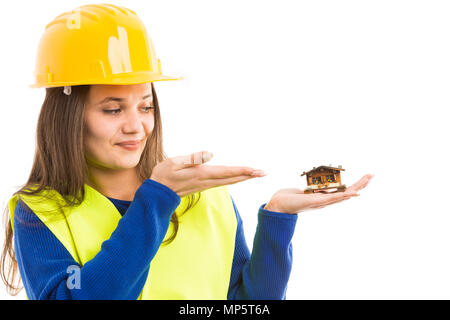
[121,110,144,133]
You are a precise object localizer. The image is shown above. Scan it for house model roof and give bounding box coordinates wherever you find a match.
[301,165,345,176]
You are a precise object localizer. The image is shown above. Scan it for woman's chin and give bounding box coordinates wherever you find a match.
[101,157,140,170]
[114,160,140,169]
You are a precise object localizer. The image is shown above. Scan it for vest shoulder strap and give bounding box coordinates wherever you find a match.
[9,186,87,264]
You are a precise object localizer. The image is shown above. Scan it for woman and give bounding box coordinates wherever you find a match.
[1,3,372,300]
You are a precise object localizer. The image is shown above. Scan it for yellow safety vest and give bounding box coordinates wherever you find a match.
[9,183,237,299]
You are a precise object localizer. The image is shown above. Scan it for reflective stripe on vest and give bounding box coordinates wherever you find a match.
[9,184,237,299]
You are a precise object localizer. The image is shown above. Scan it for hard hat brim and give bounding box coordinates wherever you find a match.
[29,72,183,88]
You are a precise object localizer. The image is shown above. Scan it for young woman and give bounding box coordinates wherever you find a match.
[1,3,372,300]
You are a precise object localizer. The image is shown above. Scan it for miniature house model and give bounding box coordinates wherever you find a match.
[301,165,346,194]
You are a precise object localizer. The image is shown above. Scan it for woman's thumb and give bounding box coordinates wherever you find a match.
[173,151,213,167]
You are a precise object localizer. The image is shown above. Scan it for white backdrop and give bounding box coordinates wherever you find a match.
[1,0,449,300]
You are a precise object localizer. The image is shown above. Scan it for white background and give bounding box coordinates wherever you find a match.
[0,0,449,300]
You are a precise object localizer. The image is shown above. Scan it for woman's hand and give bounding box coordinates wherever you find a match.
[264,174,374,214]
[150,151,266,197]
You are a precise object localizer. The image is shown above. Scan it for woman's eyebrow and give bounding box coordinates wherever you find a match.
[97,94,152,105]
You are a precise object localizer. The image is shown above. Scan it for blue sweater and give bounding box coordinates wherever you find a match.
[13,179,298,300]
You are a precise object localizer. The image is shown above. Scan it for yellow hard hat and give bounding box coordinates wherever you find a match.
[31,3,182,88]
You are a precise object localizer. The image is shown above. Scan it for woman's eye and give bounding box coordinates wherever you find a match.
[103,109,120,115]
[143,106,154,112]
[103,106,153,115]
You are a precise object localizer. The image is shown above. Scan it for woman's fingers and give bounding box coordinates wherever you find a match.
[171,151,265,178]
[174,153,267,191]
[306,174,373,209]
[264,174,373,214]
[199,165,263,179]
[153,151,270,197]
[347,174,373,193]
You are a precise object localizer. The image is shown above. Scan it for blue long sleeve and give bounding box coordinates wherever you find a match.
[14,182,297,300]
[14,179,180,300]
[227,198,298,300]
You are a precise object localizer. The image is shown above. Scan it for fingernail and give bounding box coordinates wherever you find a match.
[202,152,213,162]
[251,170,267,176]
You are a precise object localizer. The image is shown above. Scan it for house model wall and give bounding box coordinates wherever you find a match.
[301,165,346,193]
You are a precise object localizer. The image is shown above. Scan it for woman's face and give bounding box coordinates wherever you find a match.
[83,83,155,170]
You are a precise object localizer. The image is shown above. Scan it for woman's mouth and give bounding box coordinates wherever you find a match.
[116,140,141,151]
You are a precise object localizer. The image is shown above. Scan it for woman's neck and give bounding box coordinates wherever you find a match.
[86,166,143,201]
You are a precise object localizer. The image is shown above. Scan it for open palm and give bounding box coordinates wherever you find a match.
[264,174,374,214]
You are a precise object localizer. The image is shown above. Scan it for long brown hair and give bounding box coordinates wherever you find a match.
[0,83,201,296]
